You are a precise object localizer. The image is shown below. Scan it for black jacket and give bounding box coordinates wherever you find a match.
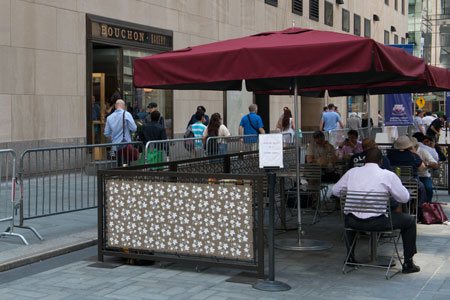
[139,121,168,152]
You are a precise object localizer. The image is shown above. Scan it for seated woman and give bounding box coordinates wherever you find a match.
[336,130,363,161]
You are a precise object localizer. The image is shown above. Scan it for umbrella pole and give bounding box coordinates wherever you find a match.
[275,80,333,251]
[366,91,371,138]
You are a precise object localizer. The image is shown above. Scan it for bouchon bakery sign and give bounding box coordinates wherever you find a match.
[92,22,172,48]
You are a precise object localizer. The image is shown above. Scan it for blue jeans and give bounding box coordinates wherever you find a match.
[419,177,433,203]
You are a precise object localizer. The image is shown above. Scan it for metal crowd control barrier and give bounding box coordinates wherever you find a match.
[204,135,259,157]
[144,137,205,163]
[17,141,143,238]
[0,150,29,244]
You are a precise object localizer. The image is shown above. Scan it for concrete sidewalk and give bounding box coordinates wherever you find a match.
[0,209,97,271]
[0,192,449,298]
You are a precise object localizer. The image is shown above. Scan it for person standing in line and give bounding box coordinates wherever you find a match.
[412,110,425,135]
[347,112,362,131]
[139,110,168,163]
[145,102,165,128]
[192,110,207,155]
[320,103,344,131]
[361,113,373,128]
[378,110,384,127]
[203,113,231,155]
[187,106,209,128]
[275,107,295,143]
[104,99,137,166]
[239,104,265,145]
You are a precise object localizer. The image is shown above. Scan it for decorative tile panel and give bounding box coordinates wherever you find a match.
[106,179,254,261]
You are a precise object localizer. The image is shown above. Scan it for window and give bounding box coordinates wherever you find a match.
[354,14,361,36]
[384,30,390,44]
[385,0,389,5]
[310,0,319,21]
[292,0,303,16]
[395,0,398,10]
[394,34,398,44]
[401,0,405,14]
[401,37,405,44]
[342,9,350,32]
[265,0,277,7]
[324,1,333,26]
[364,18,370,38]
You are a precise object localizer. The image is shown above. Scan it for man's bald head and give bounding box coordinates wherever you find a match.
[115,99,125,110]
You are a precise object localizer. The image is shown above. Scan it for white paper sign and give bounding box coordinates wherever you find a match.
[259,134,283,168]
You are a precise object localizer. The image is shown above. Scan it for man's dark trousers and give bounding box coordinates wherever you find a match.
[345,213,417,260]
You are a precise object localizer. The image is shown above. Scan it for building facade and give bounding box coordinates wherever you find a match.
[409,0,450,113]
[0,0,409,152]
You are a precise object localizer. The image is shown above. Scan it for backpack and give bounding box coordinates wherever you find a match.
[184,125,194,151]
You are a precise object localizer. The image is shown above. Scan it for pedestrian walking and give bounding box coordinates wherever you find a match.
[145,102,165,127]
[320,103,344,131]
[139,110,168,163]
[187,106,209,128]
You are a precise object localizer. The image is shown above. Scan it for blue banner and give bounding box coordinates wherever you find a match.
[446,91,450,122]
[385,93,413,126]
[388,44,414,55]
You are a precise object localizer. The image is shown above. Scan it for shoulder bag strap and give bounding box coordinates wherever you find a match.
[247,114,259,132]
[122,111,126,139]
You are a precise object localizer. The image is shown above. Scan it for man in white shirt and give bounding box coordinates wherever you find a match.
[413,133,439,162]
[422,112,436,128]
[412,137,438,203]
[332,148,420,274]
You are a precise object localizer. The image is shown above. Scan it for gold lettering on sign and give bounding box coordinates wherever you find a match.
[95,23,168,46]
[151,34,166,46]
[101,24,107,37]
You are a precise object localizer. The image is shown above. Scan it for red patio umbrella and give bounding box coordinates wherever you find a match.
[133,27,450,255]
[133,27,441,93]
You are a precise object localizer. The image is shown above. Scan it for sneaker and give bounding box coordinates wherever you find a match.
[402,261,420,273]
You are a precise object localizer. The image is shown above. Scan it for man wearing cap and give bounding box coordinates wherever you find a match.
[145,102,165,128]
[426,114,447,142]
[320,104,344,131]
[333,148,420,274]
[412,110,425,135]
[348,138,392,170]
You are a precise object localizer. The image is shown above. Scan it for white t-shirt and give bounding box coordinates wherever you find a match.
[203,124,231,138]
[416,147,437,178]
[422,115,436,127]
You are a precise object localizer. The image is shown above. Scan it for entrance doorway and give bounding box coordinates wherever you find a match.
[86,14,174,145]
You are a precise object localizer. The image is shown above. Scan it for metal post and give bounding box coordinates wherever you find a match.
[366,91,371,138]
[253,171,290,291]
[275,79,333,251]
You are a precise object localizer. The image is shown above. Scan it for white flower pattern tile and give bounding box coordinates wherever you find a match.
[105,180,253,261]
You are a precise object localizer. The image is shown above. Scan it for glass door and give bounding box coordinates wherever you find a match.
[123,49,173,137]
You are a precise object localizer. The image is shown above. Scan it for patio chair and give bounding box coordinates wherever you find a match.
[401,178,418,221]
[340,190,402,280]
[286,164,324,224]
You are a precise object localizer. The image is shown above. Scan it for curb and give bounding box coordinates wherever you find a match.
[0,238,98,272]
